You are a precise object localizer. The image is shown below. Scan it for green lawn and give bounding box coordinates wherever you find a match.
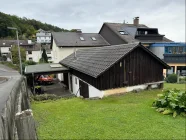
[32,83,186,139]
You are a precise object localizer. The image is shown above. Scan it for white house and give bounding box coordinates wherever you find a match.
[51,31,110,81]
[0,40,34,61]
[36,29,51,44]
[25,44,53,63]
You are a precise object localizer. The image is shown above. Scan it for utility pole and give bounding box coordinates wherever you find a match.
[7,27,22,74]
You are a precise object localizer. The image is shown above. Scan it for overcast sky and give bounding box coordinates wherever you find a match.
[0,0,185,42]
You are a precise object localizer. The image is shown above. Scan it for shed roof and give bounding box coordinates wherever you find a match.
[60,43,170,78]
[25,63,69,75]
[52,32,110,47]
[100,23,173,43]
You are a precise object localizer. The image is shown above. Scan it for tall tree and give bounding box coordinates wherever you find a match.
[11,46,26,64]
[40,49,48,63]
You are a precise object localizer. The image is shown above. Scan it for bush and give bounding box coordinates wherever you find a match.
[31,94,61,101]
[152,89,186,117]
[166,74,177,83]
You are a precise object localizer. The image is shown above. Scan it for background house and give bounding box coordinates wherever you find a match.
[25,44,53,62]
[51,31,110,81]
[0,40,34,61]
[99,17,172,46]
[36,29,51,44]
[60,43,170,98]
[148,42,186,76]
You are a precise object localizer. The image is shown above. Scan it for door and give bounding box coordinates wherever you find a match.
[63,73,69,89]
[70,75,73,92]
[79,80,89,98]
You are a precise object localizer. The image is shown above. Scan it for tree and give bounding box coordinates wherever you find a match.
[40,49,48,63]
[11,46,26,64]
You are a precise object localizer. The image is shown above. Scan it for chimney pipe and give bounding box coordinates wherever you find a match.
[74,47,77,59]
[133,17,139,26]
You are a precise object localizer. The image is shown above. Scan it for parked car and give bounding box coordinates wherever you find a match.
[35,75,53,85]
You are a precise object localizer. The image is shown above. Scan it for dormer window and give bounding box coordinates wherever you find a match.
[119,31,128,35]
[91,37,96,41]
[80,37,85,41]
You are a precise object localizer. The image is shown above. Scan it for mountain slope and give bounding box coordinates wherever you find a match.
[0,12,70,39]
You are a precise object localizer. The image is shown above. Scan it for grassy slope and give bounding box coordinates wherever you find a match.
[32,83,186,139]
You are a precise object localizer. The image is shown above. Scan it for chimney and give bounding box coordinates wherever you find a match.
[133,17,139,26]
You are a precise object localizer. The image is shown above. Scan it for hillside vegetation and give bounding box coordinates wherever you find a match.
[0,12,71,39]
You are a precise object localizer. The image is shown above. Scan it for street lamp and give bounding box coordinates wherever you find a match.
[7,27,22,75]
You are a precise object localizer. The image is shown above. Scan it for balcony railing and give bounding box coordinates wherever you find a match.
[164,54,186,63]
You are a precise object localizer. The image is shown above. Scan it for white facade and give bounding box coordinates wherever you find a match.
[52,39,98,81]
[68,74,103,98]
[68,73,162,98]
[26,50,53,62]
[36,31,51,44]
[149,46,164,59]
[0,47,11,55]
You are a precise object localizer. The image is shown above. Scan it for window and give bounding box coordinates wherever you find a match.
[75,78,77,85]
[120,62,122,67]
[178,47,183,54]
[119,31,128,35]
[91,37,96,41]
[165,47,168,53]
[28,51,32,54]
[47,51,51,54]
[48,57,52,60]
[29,57,33,61]
[80,37,85,41]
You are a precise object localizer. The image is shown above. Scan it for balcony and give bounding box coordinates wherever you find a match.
[164,54,186,63]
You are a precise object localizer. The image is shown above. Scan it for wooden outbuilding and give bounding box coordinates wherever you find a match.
[60,42,170,98]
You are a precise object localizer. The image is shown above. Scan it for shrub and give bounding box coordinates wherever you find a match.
[152,89,186,117]
[31,94,61,101]
[166,74,177,83]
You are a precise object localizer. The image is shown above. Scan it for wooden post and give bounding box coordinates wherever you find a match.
[177,71,180,83]
[32,73,35,95]
[15,110,37,140]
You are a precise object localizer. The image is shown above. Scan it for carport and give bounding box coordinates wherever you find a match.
[25,63,70,95]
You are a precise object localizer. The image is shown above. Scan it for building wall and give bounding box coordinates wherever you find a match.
[99,24,126,45]
[26,51,41,62]
[52,39,100,81]
[26,50,53,62]
[149,46,164,59]
[0,47,10,54]
[71,47,165,91]
[36,32,51,43]
[68,74,103,98]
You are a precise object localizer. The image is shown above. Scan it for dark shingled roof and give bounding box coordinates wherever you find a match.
[52,32,110,47]
[60,43,170,78]
[100,23,173,43]
[0,40,34,47]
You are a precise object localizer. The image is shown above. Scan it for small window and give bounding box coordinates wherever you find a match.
[75,78,77,85]
[119,31,128,35]
[47,51,51,54]
[48,57,52,60]
[28,51,31,54]
[3,43,5,45]
[120,62,122,67]
[91,37,96,41]
[80,37,85,41]
[29,57,32,60]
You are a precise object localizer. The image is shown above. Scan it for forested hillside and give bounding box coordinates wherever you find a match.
[0,12,70,39]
